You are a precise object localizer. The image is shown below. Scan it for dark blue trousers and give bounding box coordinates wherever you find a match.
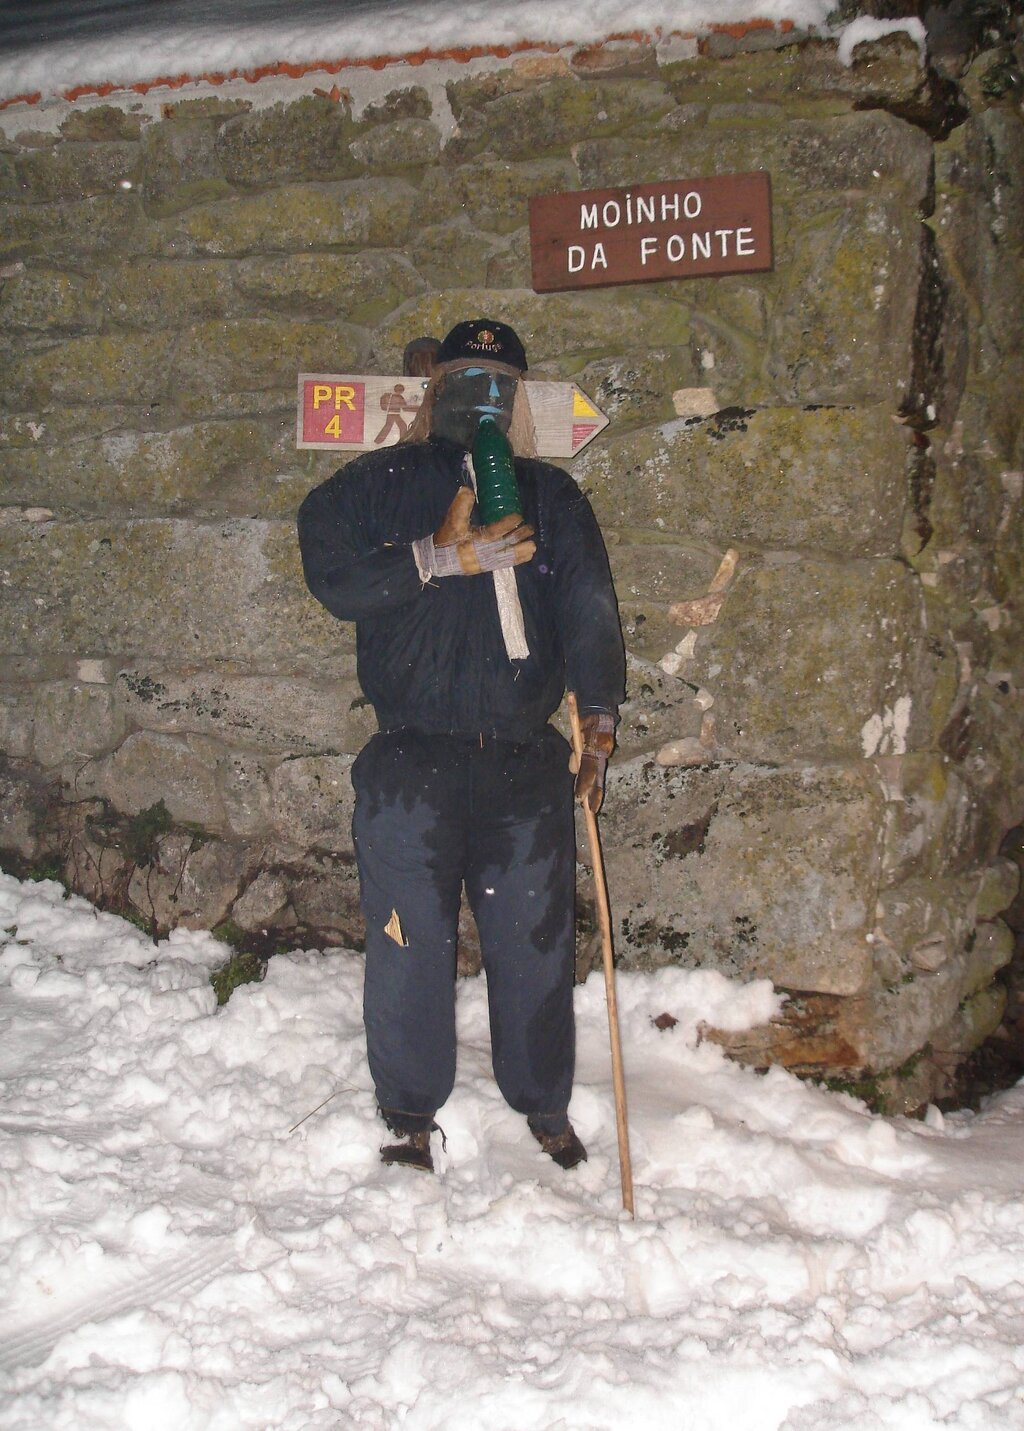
[351,726,576,1138]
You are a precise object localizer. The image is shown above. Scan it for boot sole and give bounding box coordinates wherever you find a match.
[380,1143,434,1174]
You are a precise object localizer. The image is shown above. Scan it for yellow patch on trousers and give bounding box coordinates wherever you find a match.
[384,909,408,947]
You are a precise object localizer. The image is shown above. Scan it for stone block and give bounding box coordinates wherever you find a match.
[233,251,424,322]
[873,871,979,977]
[874,754,977,886]
[577,109,931,203]
[797,916,1015,1074]
[609,541,721,605]
[0,417,300,515]
[59,106,145,142]
[231,870,290,932]
[445,75,674,160]
[31,681,127,769]
[576,405,913,558]
[289,862,363,944]
[788,34,930,106]
[104,259,237,327]
[683,557,930,764]
[217,753,275,839]
[764,198,924,407]
[1,404,140,449]
[72,731,228,830]
[976,857,1021,920]
[9,141,141,203]
[164,179,417,256]
[935,111,1024,388]
[575,349,704,428]
[618,654,704,753]
[416,157,577,235]
[140,119,231,216]
[216,97,364,187]
[846,968,977,1075]
[602,757,883,994]
[0,193,160,261]
[780,110,933,198]
[269,754,355,849]
[0,686,34,759]
[0,517,348,668]
[0,759,54,860]
[483,229,538,290]
[360,86,432,124]
[169,319,369,405]
[349,119,441,172]
[931,983,1007,1058]
[0,267,104,332]
[114,668,372,756]
[127,832,246,931]
[963,918,1016,998]
[63,830,129,908]
[406,220,499,290]
[4,330,175,407]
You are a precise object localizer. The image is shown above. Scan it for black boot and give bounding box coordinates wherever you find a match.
[531,1122,588,1170]
[380,1128,434,1173]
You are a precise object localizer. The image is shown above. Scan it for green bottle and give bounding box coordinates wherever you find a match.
[473,416,522,523]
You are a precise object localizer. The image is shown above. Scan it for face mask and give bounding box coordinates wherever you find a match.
[431,365,520,449]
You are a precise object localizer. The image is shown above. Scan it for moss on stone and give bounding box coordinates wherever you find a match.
[7,330,175,407]
[418,156,578,237]
[362,86,432,124]
[576,404,911,555]
[349,118,441,174]
[0,267,103,332]
[170,319,369,403]
[210,946,266,1005]
[0,192,158,261]
[215,97,367,188]
[445,76,674,161]
[59,105,146,142]
[104,258,236,327]
[166,179,417,255]
[233,251,423,319]
[12,141,141,204]
[0,418,300,515]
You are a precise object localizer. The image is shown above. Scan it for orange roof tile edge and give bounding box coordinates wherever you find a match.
[0,20,795,113]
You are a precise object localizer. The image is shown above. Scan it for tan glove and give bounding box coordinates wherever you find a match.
[415,487,535,578]
[574,712,616,814]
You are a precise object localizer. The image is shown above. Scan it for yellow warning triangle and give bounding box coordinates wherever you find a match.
[573,388,599,419]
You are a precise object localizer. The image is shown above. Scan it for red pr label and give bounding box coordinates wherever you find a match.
[302,381,365,444]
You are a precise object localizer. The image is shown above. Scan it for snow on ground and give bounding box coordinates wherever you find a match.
[0,1,838,104]
[1,869,1023,1430]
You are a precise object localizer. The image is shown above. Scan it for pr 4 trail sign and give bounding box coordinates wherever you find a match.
[296,374,609,459]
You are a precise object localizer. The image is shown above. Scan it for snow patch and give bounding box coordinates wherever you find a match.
[2,867,1024,1426]
[0,2,840,107]
[836,15,927,67]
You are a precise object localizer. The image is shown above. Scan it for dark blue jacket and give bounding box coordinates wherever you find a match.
[297,436,625,741]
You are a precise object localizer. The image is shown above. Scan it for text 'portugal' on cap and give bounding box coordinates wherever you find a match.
[437,320,528,373]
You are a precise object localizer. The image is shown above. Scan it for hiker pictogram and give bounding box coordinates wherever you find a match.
[373,383,422,444]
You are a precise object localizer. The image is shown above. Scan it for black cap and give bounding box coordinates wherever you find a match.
[437,319,528,373]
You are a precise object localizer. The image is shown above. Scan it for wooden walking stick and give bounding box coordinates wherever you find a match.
[567,692,635,1217]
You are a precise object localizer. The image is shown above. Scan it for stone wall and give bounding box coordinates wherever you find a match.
[2,20,1022,1106]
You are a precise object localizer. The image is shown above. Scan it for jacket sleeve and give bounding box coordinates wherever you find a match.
[544,468,626,718]
[297,471,425,621]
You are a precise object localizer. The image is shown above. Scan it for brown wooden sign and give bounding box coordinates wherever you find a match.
[529,172,773,293]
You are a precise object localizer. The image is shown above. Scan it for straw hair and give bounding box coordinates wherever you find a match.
[402,359,539,458]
